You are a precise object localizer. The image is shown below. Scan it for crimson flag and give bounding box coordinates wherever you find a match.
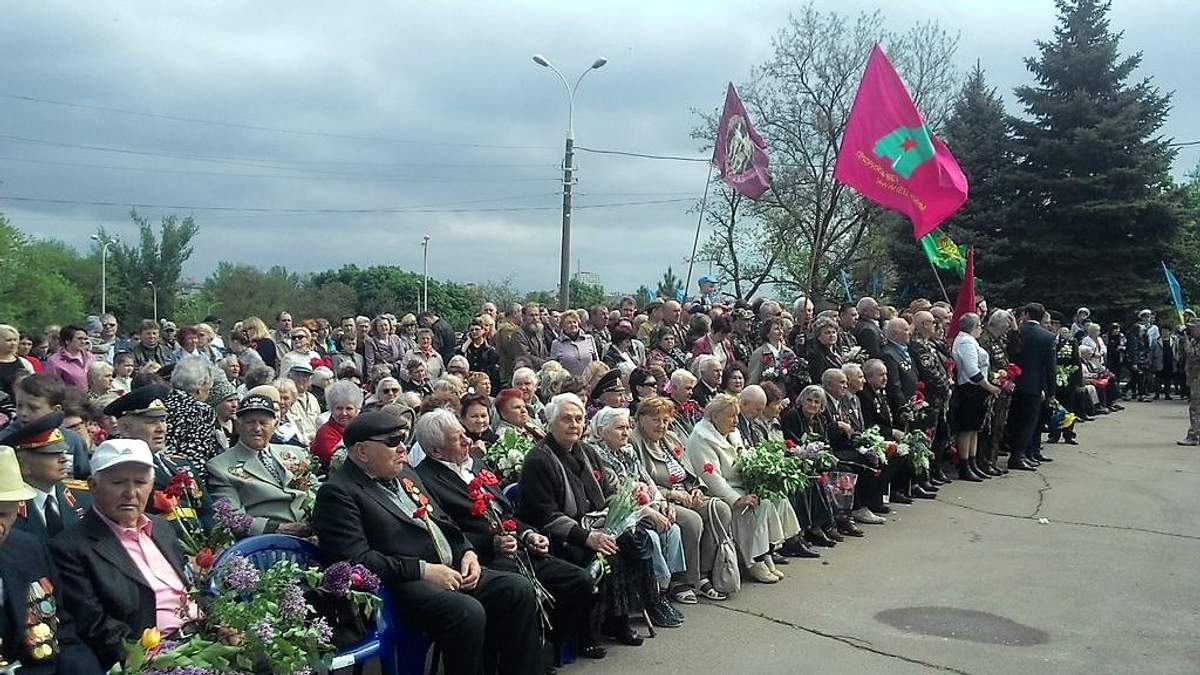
[947,247,976,343]
[834,45,968,240]
[712,83,771,200]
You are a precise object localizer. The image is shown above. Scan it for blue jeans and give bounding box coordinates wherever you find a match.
[644,522,686,586]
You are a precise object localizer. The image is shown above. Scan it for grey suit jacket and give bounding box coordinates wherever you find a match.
[206,441,311,534]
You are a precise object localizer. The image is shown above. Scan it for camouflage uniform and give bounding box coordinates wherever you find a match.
[1181,330,1200,443]
[979,330,1012,464]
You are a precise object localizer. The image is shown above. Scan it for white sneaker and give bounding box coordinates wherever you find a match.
[853,507,886,524]
[746,561,778,584]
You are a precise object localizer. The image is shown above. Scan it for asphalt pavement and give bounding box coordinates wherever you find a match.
[570,399,1200,675]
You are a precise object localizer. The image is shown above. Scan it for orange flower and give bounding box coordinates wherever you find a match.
[152,491,179,513]
[195,547,216,570]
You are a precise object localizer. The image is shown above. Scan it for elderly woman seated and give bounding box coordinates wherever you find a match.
[666,368,701,438]
[588,406,687,626]
[631,396,733,601]
[206,388,315,537]
[163,356,222,472]
[494,387,546,442]
[459,392,498,457]
[311,380,363,470]
[517,393,660,647]
[686,394,801,584]
[366,376,403,410]
[739,385,836,556]
[511,367,546,426]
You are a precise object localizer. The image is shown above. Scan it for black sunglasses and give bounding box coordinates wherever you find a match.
[370,433,408,449]
[640,381,658,388]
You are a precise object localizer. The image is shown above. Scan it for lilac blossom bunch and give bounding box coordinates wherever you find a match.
[220,554,260,594]
[212,498,253,538]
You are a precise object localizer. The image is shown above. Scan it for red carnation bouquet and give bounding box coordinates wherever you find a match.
[467,470,554,633]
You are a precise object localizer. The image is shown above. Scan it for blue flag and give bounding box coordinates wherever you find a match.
[1162,261,1186,324]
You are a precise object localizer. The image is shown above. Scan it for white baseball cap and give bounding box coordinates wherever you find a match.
[90,438,155,474]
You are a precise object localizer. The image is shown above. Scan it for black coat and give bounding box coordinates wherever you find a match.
[431,319,460,364]
[516,436,610,551]
[880,342,919,421]
[49,511,188,669]
[0,529,100,675]
[313,460,473,585]
[806,342,845,384]
[859,385,899,440]
[852,319,884,359]
[1013,321,1057,396]
[415,458,534,565]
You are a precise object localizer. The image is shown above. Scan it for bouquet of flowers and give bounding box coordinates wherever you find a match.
[1055,365,1079,389]
[853,426,889,467]
[899,382,931,428]
[150,468,207,555]
[276,447,321,518]
[468,470,554,633]
[108,628,238,675]
[676,399,703,427]
[788,435,838,474]
[844,345,867,364]
[992,362,1022,393]
[484,428,533,484]
[903,430,935,479]
[734,439,808,502]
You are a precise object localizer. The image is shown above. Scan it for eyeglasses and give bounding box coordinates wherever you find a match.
[381,387,401,394]
[291,334,307,339]
[102,322,117,328]
[640,381,658,388]
[370,433,408,449]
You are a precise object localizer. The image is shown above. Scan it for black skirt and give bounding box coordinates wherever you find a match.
[950,382,989,433]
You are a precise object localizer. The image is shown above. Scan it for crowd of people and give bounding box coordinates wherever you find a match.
[0,289,1180,675]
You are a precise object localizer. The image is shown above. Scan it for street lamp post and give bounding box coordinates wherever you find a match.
[90,233,118,315]
[146,281,158,323]
[421,235,431,313]
[532,54,607,311]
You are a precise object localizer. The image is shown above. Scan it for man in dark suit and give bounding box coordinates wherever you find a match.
[879,318,919,424]
[49,438,197,670]
[313,411,543,675]
[413,409,602,659]
[0,445,101,674]
[852,297,884,359]
[9,413,91,541]
[1008,303,1058,470]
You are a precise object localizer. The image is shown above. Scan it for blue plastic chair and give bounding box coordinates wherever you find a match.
[212,534,433,675]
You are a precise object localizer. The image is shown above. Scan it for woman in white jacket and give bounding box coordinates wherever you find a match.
[686,393,800,584]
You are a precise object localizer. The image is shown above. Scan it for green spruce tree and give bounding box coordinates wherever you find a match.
[1009,0,1178,321]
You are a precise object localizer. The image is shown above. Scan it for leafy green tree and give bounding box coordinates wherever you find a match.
[311,265,477,328]
[102,211,199,322]
[1168,164,1200,301]
[1008,0,1179,321]
[203,263,301,327]
[0,215,85,332]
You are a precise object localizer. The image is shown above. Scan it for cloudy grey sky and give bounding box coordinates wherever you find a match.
[1,0,1196,295]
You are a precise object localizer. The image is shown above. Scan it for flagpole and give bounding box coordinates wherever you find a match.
[928,259,951,305]
[684,161,715,300]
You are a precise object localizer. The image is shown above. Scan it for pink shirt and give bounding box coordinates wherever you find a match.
[45,348,94,390]
[96,509,195,633]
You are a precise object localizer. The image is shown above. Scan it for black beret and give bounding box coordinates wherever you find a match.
[343,410,405,447]
[103,384,172,418]
[590,369,624,399]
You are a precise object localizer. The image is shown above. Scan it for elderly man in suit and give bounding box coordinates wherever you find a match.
[0,445,101,674]
[853,297,884,359]
[880,318,919,424]
[50,439,199,670]
[414,408,604,660]
[206,388,314,536]
[106,384,214,534]
[9,413,91,541]
[314,411,543,675]
[1008,303,1058,470]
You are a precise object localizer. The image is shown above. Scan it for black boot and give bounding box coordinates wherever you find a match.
[958,461,983,482]
[969,458,991,479]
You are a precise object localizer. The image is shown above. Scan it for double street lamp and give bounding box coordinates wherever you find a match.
[531,54,607,310]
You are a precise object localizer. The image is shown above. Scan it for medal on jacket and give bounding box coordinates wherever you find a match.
[25,578,59,661]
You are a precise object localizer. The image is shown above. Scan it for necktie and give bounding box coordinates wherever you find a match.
[44,496,63,536]
[395,484,454,566]
[259,451,285,485]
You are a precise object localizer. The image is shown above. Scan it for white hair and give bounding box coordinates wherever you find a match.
[587,405,631,441]
[412,408,463,457]
[325,380,364,410]
[374,377,400,397]
[544,392,585,425]
[171,357,215,395]
[670,368,697,389]
[737,384,766,405]
[690,354,720,377]
[512,367,538,387]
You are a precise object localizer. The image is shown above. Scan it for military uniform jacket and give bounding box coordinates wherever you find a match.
[0,529,100,675]
[880,342,919,424]
[910,336,952,401]
[13,481,90,542]
[147,450,215,531]
[206,442,312,535]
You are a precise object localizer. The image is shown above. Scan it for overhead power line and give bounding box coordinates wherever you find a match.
[576,146,708,162]
[0,133,558,172]
[0,92,558,150]
[0,194,696,215]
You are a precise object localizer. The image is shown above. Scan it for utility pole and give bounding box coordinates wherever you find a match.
[421,235,431,313]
